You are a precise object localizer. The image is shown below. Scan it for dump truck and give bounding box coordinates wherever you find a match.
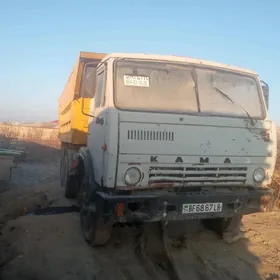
[59,51,277,246]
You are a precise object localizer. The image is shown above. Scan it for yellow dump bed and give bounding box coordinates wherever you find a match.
[59,52,106,145]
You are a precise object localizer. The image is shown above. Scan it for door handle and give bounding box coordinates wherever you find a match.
[96,117,104,126]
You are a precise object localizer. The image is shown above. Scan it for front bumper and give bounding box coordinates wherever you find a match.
[95,187,275,223]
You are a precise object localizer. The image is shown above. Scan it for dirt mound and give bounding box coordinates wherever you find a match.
[0,188,49,226]
[270,145,280,207]
[0,187,50,277]
[0,214,102,280]
[0,181,15,194]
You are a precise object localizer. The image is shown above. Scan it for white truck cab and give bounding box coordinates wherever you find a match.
[68,53,276,246]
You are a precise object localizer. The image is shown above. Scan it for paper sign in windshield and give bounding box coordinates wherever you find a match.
[124,75,150,87]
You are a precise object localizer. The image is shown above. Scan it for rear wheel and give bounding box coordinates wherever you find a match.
[60,150,79,199]
[59,148,66,187]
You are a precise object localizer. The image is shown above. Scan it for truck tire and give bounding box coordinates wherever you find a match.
[221,214,244,243]
[59,147,66,187]
[61,151,78,199]
[80,202,112,246]
[202,214,243,243]
[79,177,112,247]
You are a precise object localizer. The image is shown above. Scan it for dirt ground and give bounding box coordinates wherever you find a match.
[1,142,280,280]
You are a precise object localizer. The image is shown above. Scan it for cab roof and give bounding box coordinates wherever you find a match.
[101,52,258,76]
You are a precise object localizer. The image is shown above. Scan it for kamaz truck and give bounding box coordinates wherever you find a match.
[59,51,276,246]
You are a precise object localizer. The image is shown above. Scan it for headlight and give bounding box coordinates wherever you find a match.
[253,168,265,183]
[124,167,141,185]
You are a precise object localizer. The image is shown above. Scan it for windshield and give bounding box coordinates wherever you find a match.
[114,59,265,119]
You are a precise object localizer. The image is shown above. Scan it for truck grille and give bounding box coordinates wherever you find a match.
[127,130,174,142]
[149,166,247,185]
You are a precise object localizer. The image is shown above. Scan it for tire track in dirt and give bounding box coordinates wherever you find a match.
[92,225,172,280]
[162,221,264,280]
[0,205,278,280]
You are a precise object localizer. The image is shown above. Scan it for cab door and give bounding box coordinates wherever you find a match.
[87,65,107,186]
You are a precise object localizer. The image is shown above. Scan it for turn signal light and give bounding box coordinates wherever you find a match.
[116,203,124,217]
[260,195,273,212]
[261,131,270,142]
[260,195,270,206]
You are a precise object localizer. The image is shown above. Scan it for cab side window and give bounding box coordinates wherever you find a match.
[81,64,97,98]
[95,71,105,108]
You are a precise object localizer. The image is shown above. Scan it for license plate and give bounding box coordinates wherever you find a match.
[182,203,223,214]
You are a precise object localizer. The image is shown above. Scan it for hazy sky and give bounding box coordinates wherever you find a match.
[0,0,279,124]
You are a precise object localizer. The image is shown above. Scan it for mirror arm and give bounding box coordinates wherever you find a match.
[260,80,269,87]
[260,80,269,110]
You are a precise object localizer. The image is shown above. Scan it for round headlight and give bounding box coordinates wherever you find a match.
[124,167,141,185]
[253,168,265,183]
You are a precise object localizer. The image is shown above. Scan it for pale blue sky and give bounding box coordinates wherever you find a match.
[0,0,279,123]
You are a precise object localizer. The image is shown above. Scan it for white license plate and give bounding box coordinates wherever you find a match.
[182,203,223,214]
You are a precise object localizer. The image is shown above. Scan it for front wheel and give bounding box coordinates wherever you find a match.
[202,214,244,243]
[80,202,112,247]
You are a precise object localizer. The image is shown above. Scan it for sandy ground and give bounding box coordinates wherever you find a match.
[1,156,280,280]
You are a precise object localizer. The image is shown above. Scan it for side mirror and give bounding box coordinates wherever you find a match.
[261,80,269,110]
[81,63,98,118]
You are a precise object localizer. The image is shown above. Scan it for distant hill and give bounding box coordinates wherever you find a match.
[0,121,58,129]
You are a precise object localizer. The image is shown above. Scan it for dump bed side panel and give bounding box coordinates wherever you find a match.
[59,58,79,144]
[58,52,106,145]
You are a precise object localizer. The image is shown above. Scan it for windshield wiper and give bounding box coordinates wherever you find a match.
[213,87,256,126]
